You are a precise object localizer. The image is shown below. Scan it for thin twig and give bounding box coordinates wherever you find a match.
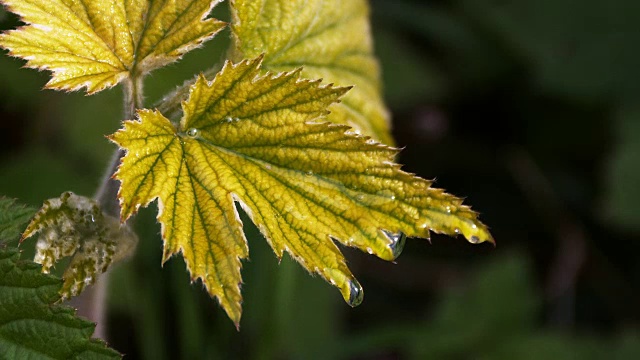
[71,76,144,340]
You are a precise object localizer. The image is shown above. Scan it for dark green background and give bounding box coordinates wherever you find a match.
[1,0,639,358]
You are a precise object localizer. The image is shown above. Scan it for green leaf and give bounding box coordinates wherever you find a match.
[109,57,493,325]
[0,197,34,243]
[229,0,393,144]
[21,192,138,300]
[0,0,225,93]
[0,247,120,359]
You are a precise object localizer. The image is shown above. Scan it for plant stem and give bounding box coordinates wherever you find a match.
[123,76,145,120]
[73,75,145,340]
[95,76,144,216]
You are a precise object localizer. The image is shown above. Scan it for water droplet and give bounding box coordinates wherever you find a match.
[225,116,233,122]
[305,171,313,176]
[472,224,478,230]
[356,194,365,201]
[377,190,396,201]
[347,278,364,307]
[469,236,480,244]
[382,230,406,259]
[366,247,373,254]
[454,228,460,234]
[446,206,452,213]
[186,128,199,138]
[265,164,272,170]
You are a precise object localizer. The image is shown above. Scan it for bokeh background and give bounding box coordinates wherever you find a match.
[1,0,639,358]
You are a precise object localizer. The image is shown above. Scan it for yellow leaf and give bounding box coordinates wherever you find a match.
[110,57,493,325]
[0,0,225,94]
[230,0,393,145]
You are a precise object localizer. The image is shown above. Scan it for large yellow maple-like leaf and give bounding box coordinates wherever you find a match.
[229,0,393,145]
[110,57,493,325]
[0,0,225,93]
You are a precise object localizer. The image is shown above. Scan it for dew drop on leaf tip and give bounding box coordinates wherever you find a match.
[348,278,364,307]
[382,230,406,259]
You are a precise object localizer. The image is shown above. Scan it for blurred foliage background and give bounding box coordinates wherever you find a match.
[1,0,639,359]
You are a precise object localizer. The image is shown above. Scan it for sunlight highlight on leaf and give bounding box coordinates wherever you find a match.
[110,57,493,325]
[230,0,393,144]
[0,0,225,93]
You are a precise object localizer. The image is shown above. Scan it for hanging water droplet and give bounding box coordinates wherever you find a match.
[454,228,460,234]
[347,278,364,307]
[469,236,480,244]
[382,230,406,259]
[186,128,199,138]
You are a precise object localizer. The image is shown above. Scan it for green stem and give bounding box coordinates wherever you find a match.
[94,76,143,216]
[73,75,145,340]
[123,76,145,120]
